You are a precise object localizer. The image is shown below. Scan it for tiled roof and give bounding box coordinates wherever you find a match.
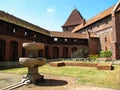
[0,10,50,36]
[62,8,84,27]
[50,31,87,39]
[72,5,115,33]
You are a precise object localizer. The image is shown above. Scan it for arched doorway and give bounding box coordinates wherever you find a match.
[10,41,18,61]
[0,39,6,61]
[45,46,49,58]
[63,47,68,58]
[53,46,59,58]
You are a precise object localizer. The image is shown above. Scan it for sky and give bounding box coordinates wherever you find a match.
[0,0,118,31]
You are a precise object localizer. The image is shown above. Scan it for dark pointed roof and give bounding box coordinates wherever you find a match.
[62,8,84,27]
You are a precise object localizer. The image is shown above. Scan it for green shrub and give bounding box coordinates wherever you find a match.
[99,50,112,58]
[89,54,98,61]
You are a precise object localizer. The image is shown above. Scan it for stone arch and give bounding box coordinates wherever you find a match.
[45,46,49,58]
[10,41,18,61]
[53,46,59,58]
[0,39,6,61]
[62,47,68,58]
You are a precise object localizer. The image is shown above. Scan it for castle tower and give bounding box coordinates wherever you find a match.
[62,8,85,32]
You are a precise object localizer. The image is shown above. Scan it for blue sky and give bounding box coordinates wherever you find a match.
[0,0,118,31]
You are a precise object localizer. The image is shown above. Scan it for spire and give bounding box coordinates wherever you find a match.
[62,8,84,27]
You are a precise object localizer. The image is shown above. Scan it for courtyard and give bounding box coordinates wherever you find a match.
[0,61,120,90]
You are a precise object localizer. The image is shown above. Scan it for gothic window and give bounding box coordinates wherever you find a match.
[105,37,107,42]
[97,24,99,27]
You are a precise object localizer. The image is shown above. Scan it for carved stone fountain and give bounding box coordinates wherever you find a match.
[19,42,46,84]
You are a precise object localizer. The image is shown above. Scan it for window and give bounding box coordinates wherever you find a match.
[66,27,68,30]
[34,34,36,38]
[54,38,58,41]
[74,39,77,42]
[24,32,27,36]
[65,38,67,42]
[13,28,16,33]
[105,47,107,51]
[105,37,107,42]
[106,20,108,24]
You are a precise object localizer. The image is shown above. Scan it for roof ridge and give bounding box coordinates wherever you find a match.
[72,4,115,33]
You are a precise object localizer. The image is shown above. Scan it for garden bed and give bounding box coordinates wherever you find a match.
[49,61,113,70]
[49,62,65,67]
[97,63,113,70]
[49,61,98,67]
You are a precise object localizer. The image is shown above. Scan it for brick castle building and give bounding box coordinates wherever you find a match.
[0,1,120,62]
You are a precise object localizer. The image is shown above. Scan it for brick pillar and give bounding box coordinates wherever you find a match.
[5,40,10,61]
[59,46,62,58]
[18,42,22,58]
[68,47,72,58]
[111,12,117,60]
[43,48,45,57]
[49,46,53,59]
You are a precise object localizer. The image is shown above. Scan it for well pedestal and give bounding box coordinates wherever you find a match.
[19,42,46,84]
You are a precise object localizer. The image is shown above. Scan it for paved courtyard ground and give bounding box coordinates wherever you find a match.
[0,73,115,90]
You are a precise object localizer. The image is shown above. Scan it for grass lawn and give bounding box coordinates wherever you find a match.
[0,64,120,89]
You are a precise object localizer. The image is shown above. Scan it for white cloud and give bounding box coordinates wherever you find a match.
[46,8,54,13]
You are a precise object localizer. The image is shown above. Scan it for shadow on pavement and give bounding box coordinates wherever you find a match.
[35,79,68,86]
